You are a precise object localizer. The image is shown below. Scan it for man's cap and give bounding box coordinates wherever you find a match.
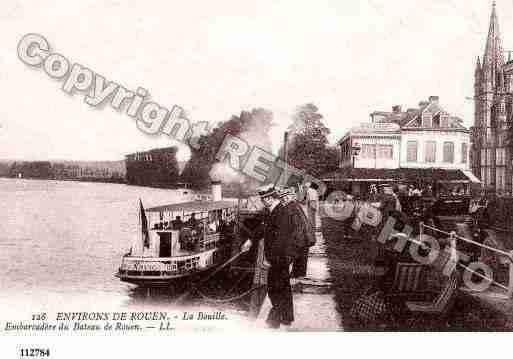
[257,184,278,198]
[277,187,293,198]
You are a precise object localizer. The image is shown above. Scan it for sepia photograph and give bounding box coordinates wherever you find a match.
[2,0,513,356]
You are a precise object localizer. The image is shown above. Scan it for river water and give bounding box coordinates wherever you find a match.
[0,178,333,330]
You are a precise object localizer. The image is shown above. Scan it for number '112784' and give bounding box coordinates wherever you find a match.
[20,348,50,357]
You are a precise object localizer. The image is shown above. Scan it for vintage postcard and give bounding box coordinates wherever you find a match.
[1,0,513,357]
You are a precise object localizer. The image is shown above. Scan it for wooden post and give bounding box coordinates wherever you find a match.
[231,184,242,270]
[450,231,458,265]
[283,131,289,188]
[249,238,268,318]
[507,251,513,298]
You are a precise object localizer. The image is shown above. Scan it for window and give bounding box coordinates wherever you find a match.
[497,133,504,147]
[361,144,375,159]
[432,115,440,128]
[497,167,505,190]
[487,129,494,145]
[497,147,506,165]
[376,144,393,159]
[425,141,436,163]
[461,143,468,164]
[407,141,418,162]
[440,114,449,127]
[443,142,454,163]
[421,112,432,127]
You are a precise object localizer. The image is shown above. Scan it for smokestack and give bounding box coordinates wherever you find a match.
[211,180,222,201]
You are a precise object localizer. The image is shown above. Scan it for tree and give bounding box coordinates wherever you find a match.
[180,108,274,188]
[282,103,337,179]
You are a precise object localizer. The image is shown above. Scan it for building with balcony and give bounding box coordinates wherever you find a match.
[323,97,477,196]
[338,122,401,170]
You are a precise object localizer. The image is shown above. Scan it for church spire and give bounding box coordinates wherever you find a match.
[482,1,504,70]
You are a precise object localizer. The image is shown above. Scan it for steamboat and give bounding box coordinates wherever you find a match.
[116,181,265,288]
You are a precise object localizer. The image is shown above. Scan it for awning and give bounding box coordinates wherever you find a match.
[322,168,400,182]
[322,167,474,184]
[462,170,481,184]
[146,200,237,213]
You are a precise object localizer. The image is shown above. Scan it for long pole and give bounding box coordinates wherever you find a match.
[283,131,289,188]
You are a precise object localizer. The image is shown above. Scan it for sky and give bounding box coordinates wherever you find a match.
[1,0,512,162]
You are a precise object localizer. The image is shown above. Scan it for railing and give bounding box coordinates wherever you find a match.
[198,233,221,251]
[420,222,513,298]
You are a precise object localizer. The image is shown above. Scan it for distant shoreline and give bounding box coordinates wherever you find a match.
[0,176,256,198]
[0,175,126,185]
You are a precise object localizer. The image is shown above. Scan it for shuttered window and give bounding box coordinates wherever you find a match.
[440,114,449,127]
[425,141,436,163]
[377,145,393,159]
[361,144,375,159]
[461,143,468,164]
[407,141,418,162]
[421,112,432,127]
[443,142,454,163]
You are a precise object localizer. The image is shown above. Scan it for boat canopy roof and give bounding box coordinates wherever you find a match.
[146,200,237,213]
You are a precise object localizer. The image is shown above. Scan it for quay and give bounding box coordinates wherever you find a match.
[255,228,342,331]
[254,202,513,331]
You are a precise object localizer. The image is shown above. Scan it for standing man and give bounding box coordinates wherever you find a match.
[305,182,319,230]
[279,188,313,283]
[241,184,297,329]
[390,185,402,212]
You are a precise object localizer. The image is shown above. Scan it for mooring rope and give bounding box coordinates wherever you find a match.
[196,284,266,304]
[173,250,261,304]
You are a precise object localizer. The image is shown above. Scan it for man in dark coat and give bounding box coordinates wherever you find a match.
[255,184,304,329]
[279,188,312,281]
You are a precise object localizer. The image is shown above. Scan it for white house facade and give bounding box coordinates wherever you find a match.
[323,96,478,195]
[338,96,470,172]
[338,122,401,169]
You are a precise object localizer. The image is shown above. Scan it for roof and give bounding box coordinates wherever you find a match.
[370,99,468,131]
[322,168,476,183]
[483,2,504,69]
[146,200,237,213]
[371,110,419,127]
[462,170,481,184]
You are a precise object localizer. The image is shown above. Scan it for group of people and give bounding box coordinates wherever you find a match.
[152,212,229,252]
[241,182,319,330]
[153,214,198,231]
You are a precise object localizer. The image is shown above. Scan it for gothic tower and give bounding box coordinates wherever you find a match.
[473,2,511,193]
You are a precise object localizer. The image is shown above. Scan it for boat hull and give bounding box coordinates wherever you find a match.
[116,245,232,288]
[116,263,222,287]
